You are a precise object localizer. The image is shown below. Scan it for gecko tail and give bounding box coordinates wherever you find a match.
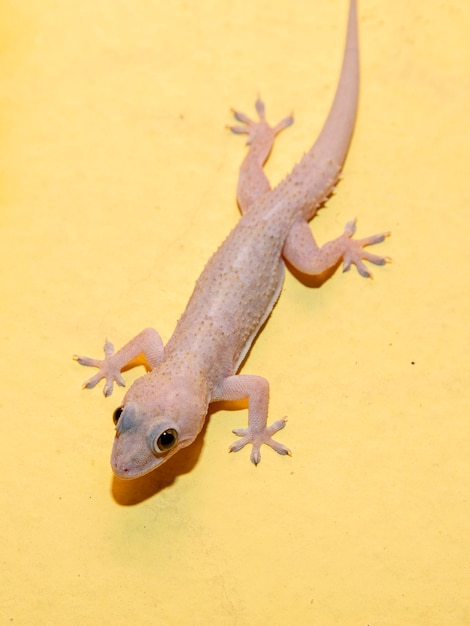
[271,0,359,219]
[311,0,359,168]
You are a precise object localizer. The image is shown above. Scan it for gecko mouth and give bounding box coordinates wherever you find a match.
[111,454,166,479]
[110,437,169,479]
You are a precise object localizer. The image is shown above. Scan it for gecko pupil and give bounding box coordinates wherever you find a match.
[113,407,123,425]
[157,429,177,451]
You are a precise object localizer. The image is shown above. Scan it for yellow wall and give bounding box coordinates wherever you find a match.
[1,0,469,624]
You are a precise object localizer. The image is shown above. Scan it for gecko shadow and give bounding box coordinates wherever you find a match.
[285,256,341,289]
[110,424,206,505]
[110,400,245,505]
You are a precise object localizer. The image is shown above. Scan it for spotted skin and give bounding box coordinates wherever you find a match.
[75,0,389,479]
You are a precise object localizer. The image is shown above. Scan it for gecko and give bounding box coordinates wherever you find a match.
[75,0,389,479]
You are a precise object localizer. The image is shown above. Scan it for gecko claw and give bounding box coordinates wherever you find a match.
[229,417,291,465]
[342,222,391,278]
[228,99,294,145]
[74,338,125,396]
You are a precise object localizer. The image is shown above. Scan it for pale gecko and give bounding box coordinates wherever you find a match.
[75,0,389,479]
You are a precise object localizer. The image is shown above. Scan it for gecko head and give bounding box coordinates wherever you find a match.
[109,378,207,479]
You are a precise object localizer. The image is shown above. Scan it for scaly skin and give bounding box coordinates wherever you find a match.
[75,0,390,479]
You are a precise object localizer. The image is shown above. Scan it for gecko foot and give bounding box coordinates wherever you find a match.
[228,97,294,145]
[73,338,125,397]
[229,417,291,465]
[341,219,391,278]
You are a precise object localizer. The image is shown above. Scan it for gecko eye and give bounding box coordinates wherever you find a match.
[153,428,178,453]
[113,407,123,425]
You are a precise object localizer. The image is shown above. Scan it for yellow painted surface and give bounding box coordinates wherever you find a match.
[1,0,469,623]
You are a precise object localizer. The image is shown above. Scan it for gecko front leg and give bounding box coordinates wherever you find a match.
[212,374,291,465]
[74,327,164,396]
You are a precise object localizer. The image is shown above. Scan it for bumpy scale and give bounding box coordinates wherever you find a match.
[75,0,390,479]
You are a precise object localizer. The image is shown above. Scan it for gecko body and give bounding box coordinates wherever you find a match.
[76,0,389,479]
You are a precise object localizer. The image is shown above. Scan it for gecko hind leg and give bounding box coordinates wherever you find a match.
[229,98,294,213]
[284,218,391,279]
